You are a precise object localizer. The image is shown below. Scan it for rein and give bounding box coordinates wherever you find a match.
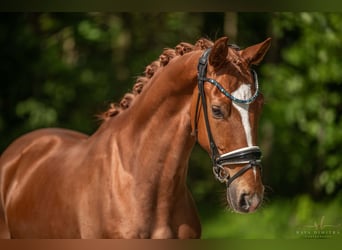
[194,48,262,186]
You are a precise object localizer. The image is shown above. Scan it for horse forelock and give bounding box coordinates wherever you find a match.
[229,45,259,85]
[98,38,214,122]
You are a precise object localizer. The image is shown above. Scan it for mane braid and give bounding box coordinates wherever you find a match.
[98,38,214,122]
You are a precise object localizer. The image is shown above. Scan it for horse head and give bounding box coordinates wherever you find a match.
[191,37,271,213]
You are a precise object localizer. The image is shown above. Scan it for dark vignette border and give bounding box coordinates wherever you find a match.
[0,0,342,11]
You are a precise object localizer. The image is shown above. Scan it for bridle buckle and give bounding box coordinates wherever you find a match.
[213,165,230,183]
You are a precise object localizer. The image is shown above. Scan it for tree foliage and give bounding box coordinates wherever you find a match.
[261,13,342,197]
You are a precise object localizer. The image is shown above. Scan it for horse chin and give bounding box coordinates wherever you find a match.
[226,185,263,214]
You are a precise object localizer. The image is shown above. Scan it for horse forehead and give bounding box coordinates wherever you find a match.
[216,74,252,98]
[215,66,253,89]
[225,48,253,82]
[231,83,252,100]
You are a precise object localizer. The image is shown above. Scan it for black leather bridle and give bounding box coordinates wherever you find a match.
[194,48,262,186]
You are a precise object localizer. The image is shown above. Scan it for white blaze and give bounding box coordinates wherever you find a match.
[231,84,258,180]
[231,84,253,147]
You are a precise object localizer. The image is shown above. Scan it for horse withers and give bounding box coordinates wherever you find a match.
[0,36,271,238]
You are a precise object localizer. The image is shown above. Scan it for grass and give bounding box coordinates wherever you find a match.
[198,194,342,239]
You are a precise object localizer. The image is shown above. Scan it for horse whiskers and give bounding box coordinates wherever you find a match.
[217,188,235,213]
[263,185,274,200]
[260,185,274,209]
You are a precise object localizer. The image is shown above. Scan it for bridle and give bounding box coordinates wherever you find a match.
[194,47,262,186]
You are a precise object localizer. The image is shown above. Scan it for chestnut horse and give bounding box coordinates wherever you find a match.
[0,37,271,238]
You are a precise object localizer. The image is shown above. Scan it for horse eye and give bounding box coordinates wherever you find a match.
[211,105,224,119]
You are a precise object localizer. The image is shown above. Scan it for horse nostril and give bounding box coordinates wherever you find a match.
[238,193,261,213]
[239,193,251,212]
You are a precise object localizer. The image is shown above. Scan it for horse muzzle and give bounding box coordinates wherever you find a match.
[212,146,264,213]
[227,187,264,213]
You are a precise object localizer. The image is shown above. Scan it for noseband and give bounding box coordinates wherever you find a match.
[194,48,262,186]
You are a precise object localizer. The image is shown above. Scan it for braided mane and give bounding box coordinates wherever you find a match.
[99,38,214,122]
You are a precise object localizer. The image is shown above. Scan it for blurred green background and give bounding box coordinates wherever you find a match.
[0,12,341,239]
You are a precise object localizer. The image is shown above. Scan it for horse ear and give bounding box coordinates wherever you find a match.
[209,37,229,69]
[241,37,271,66]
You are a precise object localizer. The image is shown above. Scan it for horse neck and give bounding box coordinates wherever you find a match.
[101,51,201,189]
